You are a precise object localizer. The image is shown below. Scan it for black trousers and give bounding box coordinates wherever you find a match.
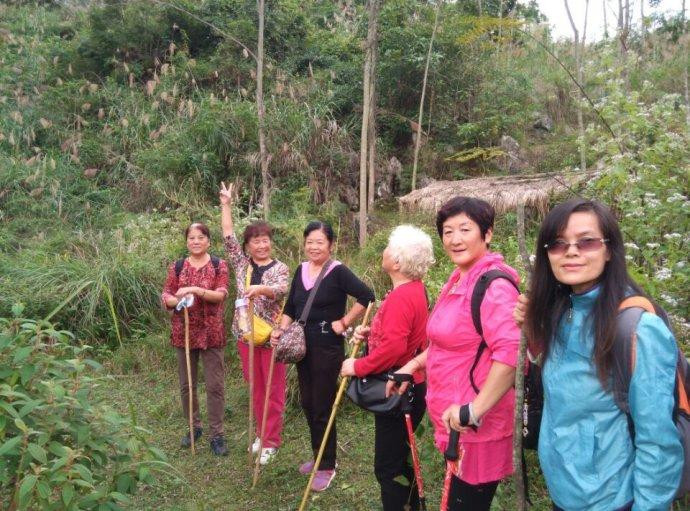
[297,327,344,471]
[374,382,427,511]
[447,477,499,511]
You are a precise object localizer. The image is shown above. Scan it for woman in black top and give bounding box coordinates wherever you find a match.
[270,221,374,492]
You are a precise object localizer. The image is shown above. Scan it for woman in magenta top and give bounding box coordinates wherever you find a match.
[340,225,434,511]
[392,197,521,510]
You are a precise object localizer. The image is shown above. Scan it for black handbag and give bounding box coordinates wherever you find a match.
[522,360,543,450]
[346,372,413,417]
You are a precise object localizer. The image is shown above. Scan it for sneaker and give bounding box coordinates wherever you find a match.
[180,427,202,448]
[248,437,261,454]
[298,460,315,475]
[311,469,336,492]
[259,447,278,465]
[210,435,228,456]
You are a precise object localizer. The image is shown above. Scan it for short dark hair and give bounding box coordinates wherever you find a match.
[185,222,210,239]
[435,197,495,239]
[303,220,335,243]
[243,221,273,250]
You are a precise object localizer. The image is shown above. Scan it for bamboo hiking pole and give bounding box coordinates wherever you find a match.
[183,306,195,455]
[247,298,256,470]
[512,201,533,511]
[298,302,374,511]
[252,340,277,488]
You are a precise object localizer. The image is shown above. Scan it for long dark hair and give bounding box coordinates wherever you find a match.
[525,198,654,386]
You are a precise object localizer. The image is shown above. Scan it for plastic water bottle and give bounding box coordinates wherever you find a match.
[235,298,251,336]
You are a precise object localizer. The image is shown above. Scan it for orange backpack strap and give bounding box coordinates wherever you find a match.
[618,296,656,314]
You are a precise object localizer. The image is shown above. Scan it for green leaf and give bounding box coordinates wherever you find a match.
[36,480,50,500]
[62,484,75,506]
[13,346,33,364]
[47,442,68,457]
[19,364,36,385]
[0,435,22,456]
[14,417,28,433]
[28,443,48,464]
[116,473,133,493]
[109,491,131,504]
[18,474,37,501]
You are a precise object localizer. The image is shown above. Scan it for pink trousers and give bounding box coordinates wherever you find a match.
[237,341,287,448]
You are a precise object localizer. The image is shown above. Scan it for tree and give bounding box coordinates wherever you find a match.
[565,0,589,173]
[681,0,690,129]
[257,0,270,218]
[411,1,442,191]
[359,0,381,246]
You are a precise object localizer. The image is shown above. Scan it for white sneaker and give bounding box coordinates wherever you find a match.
[259,447,277,465]
[248,437,261,454]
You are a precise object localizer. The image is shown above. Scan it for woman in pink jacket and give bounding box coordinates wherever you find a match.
[391,197,521,510]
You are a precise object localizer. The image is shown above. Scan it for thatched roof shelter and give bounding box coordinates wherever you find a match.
[398,172,593,215]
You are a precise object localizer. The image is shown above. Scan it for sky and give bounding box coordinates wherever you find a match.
[534,0,685,41]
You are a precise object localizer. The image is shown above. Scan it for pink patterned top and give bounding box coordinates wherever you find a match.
[223,234,289,343]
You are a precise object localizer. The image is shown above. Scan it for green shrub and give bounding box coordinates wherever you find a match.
[0,310,173,510]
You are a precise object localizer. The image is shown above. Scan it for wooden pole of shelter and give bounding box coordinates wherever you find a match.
[298,303,374,511]
[512,201,532,510]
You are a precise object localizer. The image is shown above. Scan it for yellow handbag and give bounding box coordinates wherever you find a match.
[242,266,281,346]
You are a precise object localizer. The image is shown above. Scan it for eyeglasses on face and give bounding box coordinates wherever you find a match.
[544,237,609,255]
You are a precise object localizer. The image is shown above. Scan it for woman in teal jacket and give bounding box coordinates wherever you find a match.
[515,198,682,511]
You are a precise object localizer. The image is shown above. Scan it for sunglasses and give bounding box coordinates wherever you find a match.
[544,237,609,255]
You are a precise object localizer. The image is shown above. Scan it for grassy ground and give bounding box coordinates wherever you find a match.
[106,338,553,511]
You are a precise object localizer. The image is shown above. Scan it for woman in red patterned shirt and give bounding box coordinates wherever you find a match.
[161,222,230,456]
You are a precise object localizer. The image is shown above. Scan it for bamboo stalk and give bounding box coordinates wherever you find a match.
[247,299,255,470]
[184,307,195,455]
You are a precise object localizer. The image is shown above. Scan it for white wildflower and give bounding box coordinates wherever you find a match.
[646,243,660,249]
[677,261,686,269]
[663,233,682,240]
[624,242,639,250]
[660,293,679,307]
[654,267,672,281]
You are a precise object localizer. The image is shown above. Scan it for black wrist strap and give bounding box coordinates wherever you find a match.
[459,404,477,431]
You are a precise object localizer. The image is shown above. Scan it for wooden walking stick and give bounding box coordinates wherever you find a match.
[512,200,533,511]
[176,294,196,455]
[247,298,256,469]
[252,343,277,488]
[298,302,374,511]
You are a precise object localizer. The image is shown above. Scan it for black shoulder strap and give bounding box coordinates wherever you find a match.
[210,255,220,275]
[298,260,333,324]
[175,256,220,278]
[174,258,185,278]
[468,270,519,394]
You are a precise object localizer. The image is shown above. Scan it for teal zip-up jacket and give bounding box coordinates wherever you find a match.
[539,286,682,511]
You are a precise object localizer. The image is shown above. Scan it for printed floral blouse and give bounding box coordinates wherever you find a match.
[223,234,289,343]
[161,257,229,350]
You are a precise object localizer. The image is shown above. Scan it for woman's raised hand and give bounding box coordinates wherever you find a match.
[513,293,529,328]
[219,181,234,206]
